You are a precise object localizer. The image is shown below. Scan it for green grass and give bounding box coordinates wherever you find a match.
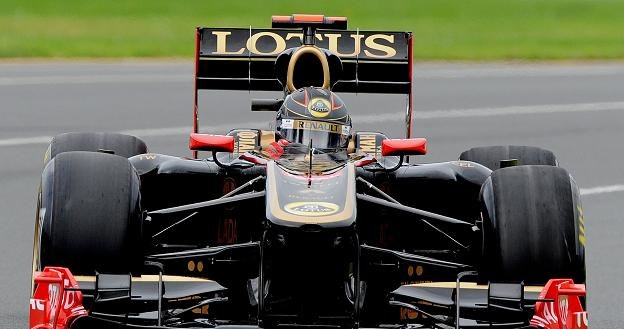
[1,0,624,60]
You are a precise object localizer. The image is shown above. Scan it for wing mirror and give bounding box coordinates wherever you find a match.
[189,133,234,153]
[381,138,427,156]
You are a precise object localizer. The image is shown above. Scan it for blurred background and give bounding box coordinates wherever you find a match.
[1,1,623,329]
[1,0,623,59]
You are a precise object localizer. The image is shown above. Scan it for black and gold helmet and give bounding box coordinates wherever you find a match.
[276,87,351,150]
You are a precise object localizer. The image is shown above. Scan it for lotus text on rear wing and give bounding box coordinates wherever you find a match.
[204,29,406,59]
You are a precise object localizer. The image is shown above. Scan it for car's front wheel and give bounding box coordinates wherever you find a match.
[35,151,143,275]
[479,165,585,284]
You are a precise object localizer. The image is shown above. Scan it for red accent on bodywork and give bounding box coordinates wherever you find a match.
[354,158,376,167]
[189,133,235,152]
[272,15,347,25]
[293,14,324,23]
[240,153,268,165]
[407,33,413,138]
[30,267,87,329]
[530,279,587,329]
[381,138,427,156]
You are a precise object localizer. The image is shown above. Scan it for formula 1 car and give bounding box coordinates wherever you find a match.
[31,15,587,329]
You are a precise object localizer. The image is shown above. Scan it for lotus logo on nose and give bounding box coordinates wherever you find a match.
[308,98,331,118]
[284,202,339,216]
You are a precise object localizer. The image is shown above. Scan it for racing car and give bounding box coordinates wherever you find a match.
[30,15,587,329]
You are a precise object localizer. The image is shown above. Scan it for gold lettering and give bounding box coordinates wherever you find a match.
[238,138,256,152]
[212,31,245,55]
[286,33,303,43]
[359,134,378,153]
[364,34,396,58]
[247,32,286,56]
[293,120,342,133]
[237,131,257,139]
[325,33,364,57]
[236,131,257,153]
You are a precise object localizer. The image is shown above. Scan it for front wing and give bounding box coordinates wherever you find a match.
[31,267,587,329]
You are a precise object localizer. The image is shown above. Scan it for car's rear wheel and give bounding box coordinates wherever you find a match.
[459,145,557,170]
[480,165,585,284]
[35,151,143,275]
[45,132,147,163]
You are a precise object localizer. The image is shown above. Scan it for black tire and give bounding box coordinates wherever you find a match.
[459,145,557,171]
[45,132,147,162]
[480,165,585,284]
[37,151,142,274]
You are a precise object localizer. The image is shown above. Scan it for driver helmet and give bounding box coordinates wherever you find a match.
[275,87,351,150]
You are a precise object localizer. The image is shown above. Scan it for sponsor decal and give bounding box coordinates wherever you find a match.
[138,154,157,161]
[358,134,380,156]
[281,119,294,129]
[308,98,331,118]
[577,205,585,247]
[48,283,60,325]
[218,217,238,244]
[207,30,402,59]
[576,312,588,328]
[30,299,44,311]
[284,201,340,216]
[558,296,568,328]
[63,290,77,310]
[234,130,258,153]
[294,119,342,134]
[342,125,351,136]
[451,160,475,168]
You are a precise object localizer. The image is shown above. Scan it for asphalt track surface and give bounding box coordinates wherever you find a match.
[1,61,624,328]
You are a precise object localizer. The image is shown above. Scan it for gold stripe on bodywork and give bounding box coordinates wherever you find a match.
[260,130,276,149]
[406,281,544,293]
[74,275,214,283]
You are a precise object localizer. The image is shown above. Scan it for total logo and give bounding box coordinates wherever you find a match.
[308,98,331,118]
[284,202,339,216]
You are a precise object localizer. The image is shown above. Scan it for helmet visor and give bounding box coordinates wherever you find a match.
[278,119,350,150]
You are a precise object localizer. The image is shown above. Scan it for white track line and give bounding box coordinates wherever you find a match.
[0,75,189,86]
[580,185,624,196]
[412,101,624,119]
[412,65,624,79]
[0,136,53,147]
[2,101,623,147]
[353,101,624,122]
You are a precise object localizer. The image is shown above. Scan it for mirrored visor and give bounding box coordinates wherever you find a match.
[279,119,350,149]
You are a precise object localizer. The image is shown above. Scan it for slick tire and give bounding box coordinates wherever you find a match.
[45,132,147,163]
[37,151,142,274]
[480,165,585,284]
[459,145,557,170]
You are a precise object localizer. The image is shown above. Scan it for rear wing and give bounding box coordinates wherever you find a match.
[195,28,412,94]
[192,16,414,153]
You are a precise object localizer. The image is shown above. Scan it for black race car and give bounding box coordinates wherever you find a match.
[30,15,587,329]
